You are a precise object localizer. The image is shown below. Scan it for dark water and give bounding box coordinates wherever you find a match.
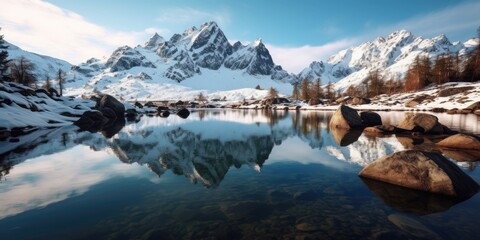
[1,110,480,239]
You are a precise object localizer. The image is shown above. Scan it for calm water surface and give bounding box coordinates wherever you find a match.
[1,110,480,239]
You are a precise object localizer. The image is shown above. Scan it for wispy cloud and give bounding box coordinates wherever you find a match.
[155,7,230,27]
[266,39,356,73]
[0,0,163,64]
[384,1,480,39]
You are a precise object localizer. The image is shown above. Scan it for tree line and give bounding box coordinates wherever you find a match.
[0,28,66,95]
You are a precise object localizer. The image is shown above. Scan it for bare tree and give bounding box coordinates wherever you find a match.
[291,82,300,100]
[195,92,208,106]
[43,74,51,90]
[267,87,279,99]
[57,68,66,96]
[300,78,310,101]
[8,57,36,87]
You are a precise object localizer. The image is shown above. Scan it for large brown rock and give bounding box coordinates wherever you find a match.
[359,150,479,198]
[436,134,480,150]
[397,113,438,133]
[329,105,364,129]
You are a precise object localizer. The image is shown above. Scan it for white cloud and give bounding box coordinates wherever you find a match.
[266,39,356,73]
[0,0,161,64]
[387,1,480,39]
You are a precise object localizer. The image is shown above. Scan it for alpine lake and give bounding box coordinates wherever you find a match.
[1,109,480,240]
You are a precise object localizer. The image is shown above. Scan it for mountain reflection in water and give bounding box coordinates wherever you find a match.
[1,110,480,239]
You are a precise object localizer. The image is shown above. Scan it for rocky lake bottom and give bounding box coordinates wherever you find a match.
[0,110,479,240]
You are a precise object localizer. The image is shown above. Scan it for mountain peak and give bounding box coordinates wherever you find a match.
[253,38,263,46]
[144,32,165,49]
[433,34,450,45]
[387,29,412,40]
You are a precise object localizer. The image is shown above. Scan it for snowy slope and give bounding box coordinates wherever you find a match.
[4,41,72,83]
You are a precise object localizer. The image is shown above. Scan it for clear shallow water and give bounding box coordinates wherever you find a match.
[0,110,480,239]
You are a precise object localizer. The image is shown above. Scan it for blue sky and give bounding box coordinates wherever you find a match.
[1,0,480,72]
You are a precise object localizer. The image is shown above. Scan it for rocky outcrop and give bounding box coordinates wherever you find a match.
[359,150,479,198]
[436,134,480,150]
[329,105,364,129]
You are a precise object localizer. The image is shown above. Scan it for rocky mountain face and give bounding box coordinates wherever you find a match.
[297,30,478,91]
[73,21,289,84]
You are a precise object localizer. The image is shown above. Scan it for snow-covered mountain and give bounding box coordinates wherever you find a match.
[3,23,478,99]
[298,30,478,91]
[65,21,294,101]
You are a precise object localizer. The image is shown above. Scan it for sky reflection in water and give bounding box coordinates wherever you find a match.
[0,110,480,239]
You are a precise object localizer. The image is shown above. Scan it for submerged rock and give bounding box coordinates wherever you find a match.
[361,177,467,215]
[329,105,364,129]
[436,134,480,150]
[359,150,479,198]
[388,214,442,239]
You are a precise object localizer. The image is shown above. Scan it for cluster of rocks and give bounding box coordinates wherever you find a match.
[329,104,480,199]
[74,95,126,138]
[446,101,480,115]
[74,96,192,137]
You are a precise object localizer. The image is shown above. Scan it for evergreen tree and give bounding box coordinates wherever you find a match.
[255,84,262,90]
[8,57,36,87]
[0,28,9,81]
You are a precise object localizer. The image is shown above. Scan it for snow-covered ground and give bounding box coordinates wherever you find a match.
[0,82,94,130]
